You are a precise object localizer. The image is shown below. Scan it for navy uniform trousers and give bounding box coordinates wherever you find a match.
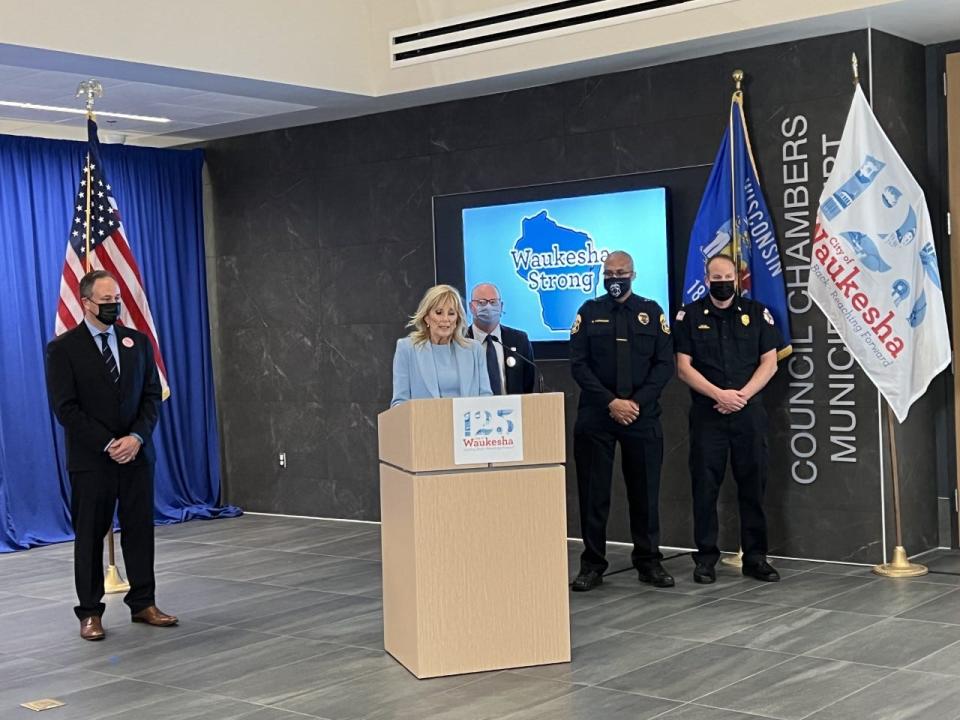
[689,401,769,567]
[574,409,663,573]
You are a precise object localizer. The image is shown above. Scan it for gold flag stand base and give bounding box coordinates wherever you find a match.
[104,564,130,594]
[721,548,743,568]
[872,546,928,578]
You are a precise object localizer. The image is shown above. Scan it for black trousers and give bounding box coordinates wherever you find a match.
[689,402,769,568]
[70,463,156,619]
[574,410,663,573]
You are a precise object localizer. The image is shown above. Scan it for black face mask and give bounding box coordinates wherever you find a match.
[709,281,736,302]
[604,276,632,299]
[90,301,121,325]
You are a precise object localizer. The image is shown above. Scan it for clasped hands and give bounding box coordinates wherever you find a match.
[608,398,640,426]
[108,435,141,464]
[714,388,750,415]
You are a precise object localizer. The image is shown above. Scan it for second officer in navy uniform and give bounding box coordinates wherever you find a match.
[570,251,675,591]
[673,253,781,585]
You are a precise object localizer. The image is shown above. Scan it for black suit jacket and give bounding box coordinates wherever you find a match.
[45,323,162,472]
[466,324,537,394]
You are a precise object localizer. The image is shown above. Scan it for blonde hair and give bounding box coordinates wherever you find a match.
[407,284,469,347]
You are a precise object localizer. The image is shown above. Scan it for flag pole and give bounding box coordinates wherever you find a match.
[843,52,927,578]
[76,80,101,272]
[721,68,746,570]
[83,148,92,273]
[730,69,743,291]
[873,404,927,576]
[76,79,129,594]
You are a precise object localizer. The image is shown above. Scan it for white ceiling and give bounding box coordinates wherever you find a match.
[0,63,315,138]
[0,0,958,147]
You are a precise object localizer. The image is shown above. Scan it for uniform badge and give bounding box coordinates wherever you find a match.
[697,324,710,330]
[571,314,581,334]
[122,337,134,348]
[660,313,670,334]
[676,309,685,322]
[741,314,750,327]
[637,312,649,325]
[763,308,775,325]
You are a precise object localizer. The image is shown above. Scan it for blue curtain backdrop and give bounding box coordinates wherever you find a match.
[0,132,239,553]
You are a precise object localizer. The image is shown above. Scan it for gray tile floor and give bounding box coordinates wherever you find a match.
[3,514,960,719]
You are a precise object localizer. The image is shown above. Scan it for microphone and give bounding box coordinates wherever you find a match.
[489,336,546,393]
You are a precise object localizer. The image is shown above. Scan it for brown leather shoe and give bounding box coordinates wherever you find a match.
[131,606,178,627]
[80,616,105,641]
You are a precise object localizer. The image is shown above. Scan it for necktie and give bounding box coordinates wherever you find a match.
[99,333,120,385]
[484,336,503,395]
[615,307,632,398]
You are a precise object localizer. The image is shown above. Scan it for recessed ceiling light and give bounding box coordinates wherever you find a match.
[0,100,170,123]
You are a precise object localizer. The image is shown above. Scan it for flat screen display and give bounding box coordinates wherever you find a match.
[459,188,669,342]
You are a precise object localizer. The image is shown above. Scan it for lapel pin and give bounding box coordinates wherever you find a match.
[122,337,134,348]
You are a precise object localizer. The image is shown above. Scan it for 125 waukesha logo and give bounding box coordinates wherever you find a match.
[462,409,517,449]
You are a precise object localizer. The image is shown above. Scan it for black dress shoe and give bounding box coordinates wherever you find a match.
[571,569,603,592]
[637,562,675,588]
[742,560,780,582]
[693,563,716,584]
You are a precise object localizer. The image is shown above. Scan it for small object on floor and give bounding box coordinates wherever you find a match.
[693,563,716,584]
[742,560,780,582]
[20,698,65,712]
[637,562,675,588]
[131,606,179,626]
[571,569,603,592]
[80,616,105,641]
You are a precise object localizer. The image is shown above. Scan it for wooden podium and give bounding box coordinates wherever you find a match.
[377,392,570,679]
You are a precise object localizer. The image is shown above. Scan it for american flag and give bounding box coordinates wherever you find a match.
[55,117,170,399]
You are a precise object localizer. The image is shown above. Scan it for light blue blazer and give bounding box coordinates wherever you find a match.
[391,336,493,407]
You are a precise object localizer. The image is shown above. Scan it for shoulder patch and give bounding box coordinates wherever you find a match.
[660,313,670,335]
[763,308,774,325]
[571,314,582,334]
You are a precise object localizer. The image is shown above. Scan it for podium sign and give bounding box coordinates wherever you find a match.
[452,395,523,465]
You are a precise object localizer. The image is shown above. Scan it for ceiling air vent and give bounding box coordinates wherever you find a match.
[390,0,734,66]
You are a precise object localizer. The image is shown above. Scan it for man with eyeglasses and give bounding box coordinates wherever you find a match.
[570,251,675,592]
[466,283,537,395]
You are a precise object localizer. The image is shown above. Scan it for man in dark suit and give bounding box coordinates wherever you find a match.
[467,283,538,395]
[45,270,177,640]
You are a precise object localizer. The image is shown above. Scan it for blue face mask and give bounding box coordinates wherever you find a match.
[474,303,502,326]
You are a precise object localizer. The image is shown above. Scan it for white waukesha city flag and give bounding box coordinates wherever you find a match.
[808,84,949,422]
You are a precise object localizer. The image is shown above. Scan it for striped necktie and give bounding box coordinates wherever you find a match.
[99,333,120,385]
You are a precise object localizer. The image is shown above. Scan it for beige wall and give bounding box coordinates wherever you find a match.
[0,0,374,94]
[0,0,904,98]
[368,0,901,95]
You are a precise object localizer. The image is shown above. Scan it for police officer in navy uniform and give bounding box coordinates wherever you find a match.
[673,254,781,584]
[570,251,675,592]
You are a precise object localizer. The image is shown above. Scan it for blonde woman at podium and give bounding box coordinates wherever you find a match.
[391,284,493,406]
